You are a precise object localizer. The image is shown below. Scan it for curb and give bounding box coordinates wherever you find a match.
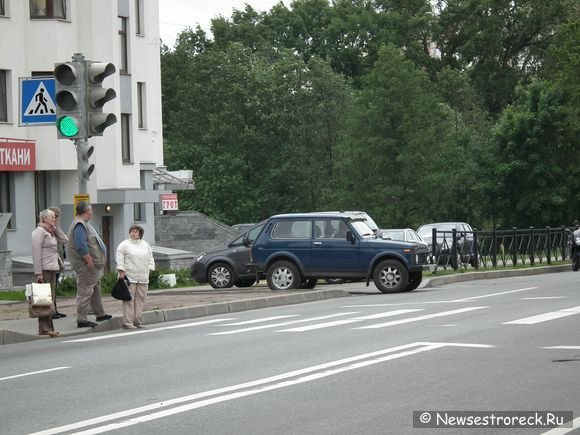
[0,289,350,345]
[419,264,571,289]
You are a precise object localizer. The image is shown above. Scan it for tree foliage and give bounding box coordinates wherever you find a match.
[161,0,579,228]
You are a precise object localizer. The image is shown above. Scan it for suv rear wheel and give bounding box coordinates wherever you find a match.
[267,261,301,290]
[208,263,235,289]
[373,259,408,293]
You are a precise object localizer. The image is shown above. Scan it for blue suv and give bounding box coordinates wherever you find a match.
[249,213,429,293]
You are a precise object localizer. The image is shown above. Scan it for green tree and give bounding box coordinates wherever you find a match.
[336,45,464,227]
[493,79,579,226]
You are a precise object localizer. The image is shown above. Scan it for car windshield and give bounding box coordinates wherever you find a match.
[382,230,405,241]
[345,211,379,231]
[351,220,375,237]
[418,224,456,237]
[229,223,265,247]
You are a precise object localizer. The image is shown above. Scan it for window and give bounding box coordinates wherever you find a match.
[135,0,144,35]
[314,219,348,239]
[137,82,146,128]
[0,70,7,122]
[30,0,65,19]
[34,172,48,220]
[121,114,132,163]
[0,173,14,229]
[272,220,312,239]
[119,16,129,73]
[133,203,143,222]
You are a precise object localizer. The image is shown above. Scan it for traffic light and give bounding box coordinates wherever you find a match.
[54,58,86,139]
[77,141,95,181]
[86,61,117,137]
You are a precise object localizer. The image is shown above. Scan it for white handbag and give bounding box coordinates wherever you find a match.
[25,283,53,306]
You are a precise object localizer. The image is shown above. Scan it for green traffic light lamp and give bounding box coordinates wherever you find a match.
[56,116,80,137]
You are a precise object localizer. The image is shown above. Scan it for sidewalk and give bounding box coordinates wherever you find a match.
[0,284,351,345]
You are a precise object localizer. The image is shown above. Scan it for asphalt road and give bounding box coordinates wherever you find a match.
[1,271,580,435]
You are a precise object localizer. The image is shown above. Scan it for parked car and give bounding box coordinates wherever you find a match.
[381,228,428,249]
[191,222,265,289]
[417,222,476,266]
[249,212,429,293]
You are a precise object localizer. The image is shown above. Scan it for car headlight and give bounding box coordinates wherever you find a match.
[196,252,206,262]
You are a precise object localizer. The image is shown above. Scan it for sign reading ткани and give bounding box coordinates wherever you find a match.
[0,141,36,171]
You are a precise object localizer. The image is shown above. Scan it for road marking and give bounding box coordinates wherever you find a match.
[219,315,300,326]
[343,287,538,308]
[540,416,580,434]
[541,346,580,350]
[354,306,488,329]
[343,301,452,307]
[29,342,492,435]
[208,312,360,335]
[278,309,423,332]
[504,306,580,325]
[0,367,70,382]
[64,319,237,342]
[451,287,537,302]
[439,324,458,327]
[521,297,567,300]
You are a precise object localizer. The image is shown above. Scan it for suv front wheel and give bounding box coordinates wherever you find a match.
[373,259,409,293]
[267,261,301,290]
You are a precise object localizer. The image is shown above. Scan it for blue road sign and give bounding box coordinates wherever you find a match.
[20,77,57,126]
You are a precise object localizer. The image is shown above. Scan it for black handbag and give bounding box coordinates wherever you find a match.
[111,277,132,301]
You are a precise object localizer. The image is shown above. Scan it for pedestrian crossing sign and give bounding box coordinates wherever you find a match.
[19,77,57,126]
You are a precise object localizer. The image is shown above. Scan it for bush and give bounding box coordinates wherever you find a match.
[100,272,119,295]
[52,267,198,296]
[56,276,77,296]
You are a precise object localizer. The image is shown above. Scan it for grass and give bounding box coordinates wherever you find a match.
[0,290,26,302]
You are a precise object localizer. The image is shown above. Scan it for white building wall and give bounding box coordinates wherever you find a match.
[0,0,164,262]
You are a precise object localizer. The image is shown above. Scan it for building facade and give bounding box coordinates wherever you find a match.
[0,0,165,277]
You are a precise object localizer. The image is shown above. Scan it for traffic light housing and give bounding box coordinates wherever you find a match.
[54,59,86,139]
[86,61,117,137]
[77,141,95,181]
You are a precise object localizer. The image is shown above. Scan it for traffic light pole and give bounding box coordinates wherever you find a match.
[75,138,89,194]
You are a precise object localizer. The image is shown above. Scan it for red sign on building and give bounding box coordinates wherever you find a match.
[0,140,36,171]
[160,193,179,211]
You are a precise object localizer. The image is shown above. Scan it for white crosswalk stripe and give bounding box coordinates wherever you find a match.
[353,306,488,330]
[219,315,300,326]
[278,309,423,332]
[207,312,360,336]
[503,305,580,325]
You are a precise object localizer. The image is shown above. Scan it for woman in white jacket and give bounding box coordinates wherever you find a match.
[115,225,155,329]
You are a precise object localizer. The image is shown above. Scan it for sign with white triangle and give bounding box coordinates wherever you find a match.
[19,77,57,126]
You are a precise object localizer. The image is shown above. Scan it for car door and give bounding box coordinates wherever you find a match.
[227,223,264,276]
[310,219,360,276]
[256,219,313,272]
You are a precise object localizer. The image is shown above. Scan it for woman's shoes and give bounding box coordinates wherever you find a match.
[40,331,60,338]
[52,312,67,319]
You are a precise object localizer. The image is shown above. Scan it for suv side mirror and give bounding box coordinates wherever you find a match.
[243,237,251,247]
[346,230,355,243]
